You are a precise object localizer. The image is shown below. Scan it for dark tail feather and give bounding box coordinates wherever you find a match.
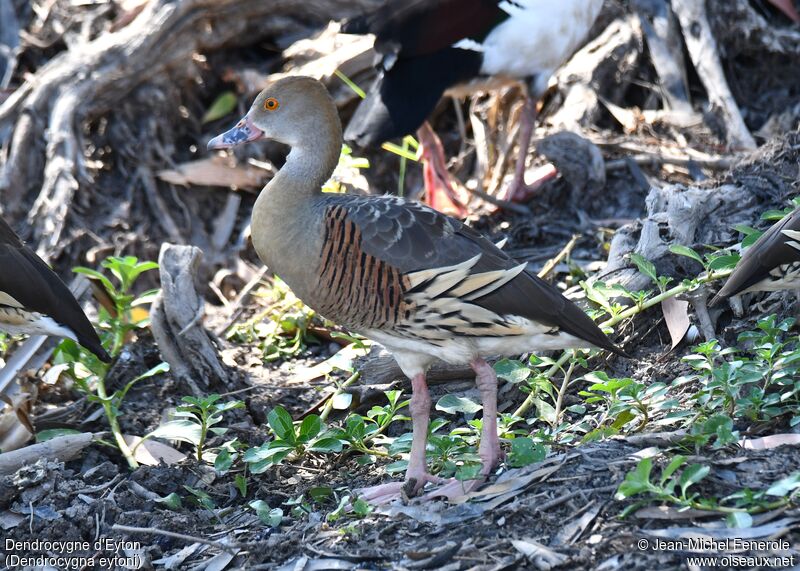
[344,48,482,147]
[559,301,631,359]
[77,332,112,363]
[341,13,371,35]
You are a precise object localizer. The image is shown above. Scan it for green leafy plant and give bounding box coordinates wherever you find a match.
[322,145,370,194]
[616,457,800,527]
[46,256,162,469]
[146,394,244,463]
[73,255,159,356]
[226,278,326,361]
[249,499,284,527]
[616,456,711,514]
[680,315,800,428]
[243,407,344,473]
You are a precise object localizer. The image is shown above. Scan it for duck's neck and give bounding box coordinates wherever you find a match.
[253,128,342,213]
[250,128,341,280]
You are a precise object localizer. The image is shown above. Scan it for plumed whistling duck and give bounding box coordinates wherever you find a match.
[342,0,605,211]
[711,207,800,307]
[0,216,110,362]
[208,76,626,503]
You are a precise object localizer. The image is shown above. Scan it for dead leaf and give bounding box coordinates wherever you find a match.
[0,432,98,475]
[662,296,690,348]
[511,539,568,570]
[645,517,799,541]
[552,502,602,545]
[740,434,800,450]
[124,435,186,466]
[110,0,150,32]
[158,156,270,190]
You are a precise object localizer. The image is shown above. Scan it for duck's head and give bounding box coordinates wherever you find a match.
[207,76,341,151]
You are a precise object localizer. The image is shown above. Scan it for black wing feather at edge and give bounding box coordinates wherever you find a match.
[342,0,504,58]
[342,0,505,145]
[710,208,800,305]
[327,195,629,358]
[0,217,110,361]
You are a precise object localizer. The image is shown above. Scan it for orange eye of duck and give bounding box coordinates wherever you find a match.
[264,98,279,111]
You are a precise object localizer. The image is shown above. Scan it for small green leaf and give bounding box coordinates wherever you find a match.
[345,415,367,441]
[250,500,283,527]
[148,420,202,446]
[384,460,408,474]
[507,437,546,468]
[659,455,687,486]
[352,497,372,516]
[727,512,753,529]
[234,474,247,497]
[308,437,344,453]
[630,253,658,284]
[214,449,234,475]
[268,407,296,443]
[332,392,353,410]
[611,410,636,430]
[494,359,532,384]
[708,255,740,271]
[203,92,238,124]
[455,461,483,481]
[765,473,800,497]
[761,209,788,221]
[678,464,710,496]
[298,415,322,442]
[35,428,82,442]
[157,492,183,510]
[308,487,333,502]
[669,244,703,264]
[436,395,482,415]
[615,458,654,499]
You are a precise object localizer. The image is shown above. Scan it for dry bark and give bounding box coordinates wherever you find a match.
[150,243,228,394]
[603,130,800,293]
[0,0,380,254]
[672,0,757,150]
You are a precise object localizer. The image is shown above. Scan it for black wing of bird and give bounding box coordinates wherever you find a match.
[342,0,506,145]
[343,0,505,58]
[0,217,110,361]
[711,208,800,305]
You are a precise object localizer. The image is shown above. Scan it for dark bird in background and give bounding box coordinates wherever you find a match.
[342,0,604,211]
[0,216,110,362]
[711,207,800,308]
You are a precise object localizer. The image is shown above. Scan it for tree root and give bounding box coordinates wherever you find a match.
[0,0,379,254]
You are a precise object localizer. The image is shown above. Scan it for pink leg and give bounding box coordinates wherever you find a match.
[768,0,800,23]
[356,373,443,505]
[473,359,502,470]
[422,359,502,501]
[416,123,467,215]
[503,97,558,203]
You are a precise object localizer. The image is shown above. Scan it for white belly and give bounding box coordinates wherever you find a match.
[0,307,76,340]
[365,323,589,378]
[477,0,604,81]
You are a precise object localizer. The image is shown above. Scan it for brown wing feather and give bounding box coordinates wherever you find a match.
[0,217,110,361]
[319,195,627,357]
[711,208,800,305]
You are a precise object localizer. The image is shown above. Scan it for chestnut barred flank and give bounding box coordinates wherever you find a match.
[317,204,412,329]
